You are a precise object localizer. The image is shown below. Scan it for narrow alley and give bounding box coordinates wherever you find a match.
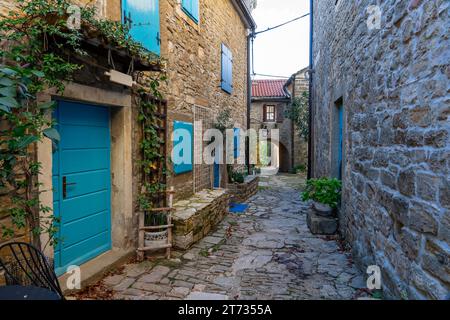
[75,175,367,300]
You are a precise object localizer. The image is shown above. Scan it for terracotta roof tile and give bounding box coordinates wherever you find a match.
[252,79,288,98]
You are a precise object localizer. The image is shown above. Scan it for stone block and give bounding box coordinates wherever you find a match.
[307,211,338,235]
[408,201,439,235]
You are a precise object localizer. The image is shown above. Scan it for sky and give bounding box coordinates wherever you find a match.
[251,0,310,79]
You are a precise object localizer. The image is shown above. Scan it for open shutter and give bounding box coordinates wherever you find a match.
[276,104,284,123]
[172,121,193,175]
[263,105,267,122]
[191,0,199,22]
[233,128,240,159]
[182,0,199,23]
[122,0,160,55]
[221,44,233,94]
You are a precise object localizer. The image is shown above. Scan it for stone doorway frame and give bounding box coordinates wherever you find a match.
[36,82,134,265]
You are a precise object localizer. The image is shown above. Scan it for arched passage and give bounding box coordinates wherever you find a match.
[279,142,291,173]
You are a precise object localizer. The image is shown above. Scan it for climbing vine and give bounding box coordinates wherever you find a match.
[136,82,168,214]
[287,91,309,142]
[0,0,165,246]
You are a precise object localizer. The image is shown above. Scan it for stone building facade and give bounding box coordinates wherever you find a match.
[0,0,255,280]
[251,80,292,172]
[250,75,309,173]
[311,0,449,299]
[159,0,255,200]
[285,68,309,169]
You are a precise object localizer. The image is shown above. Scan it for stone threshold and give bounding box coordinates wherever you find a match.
[59,248,134,295]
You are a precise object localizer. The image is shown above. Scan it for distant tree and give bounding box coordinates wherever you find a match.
[287,91,309,142]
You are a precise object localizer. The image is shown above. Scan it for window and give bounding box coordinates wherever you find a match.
[221,44,233,94]
[172,121,193,175]
[264,105,276,122]
[182,0,199,23]
[276,104,284,123]
[233,128,240,159]
[122,0,161,55]
[334,98,344,180]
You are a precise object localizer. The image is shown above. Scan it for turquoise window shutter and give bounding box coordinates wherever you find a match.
[182,0,199,23]
[172,121,193,175]
[233,128,240,159]
[221,44,233,94]
[122,0,161,55]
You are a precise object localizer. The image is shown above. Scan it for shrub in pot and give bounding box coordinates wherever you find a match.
[301,178,342,216]
[228,166,247,184]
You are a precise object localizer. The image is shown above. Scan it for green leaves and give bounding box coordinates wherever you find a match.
[15,135,39,150]
[38,101,56,110]
[0,77,14,86]
[301,178,342,209]
[43,127,60,142]
[0,96,19,111]
[0,86,17,97]
[288,91,309,142]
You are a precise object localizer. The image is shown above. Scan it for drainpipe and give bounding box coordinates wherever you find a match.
[291,75,296,172]
[307,0,314,180]
[246,29,255,176]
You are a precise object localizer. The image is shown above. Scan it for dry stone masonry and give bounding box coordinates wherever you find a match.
[172,189,230,250]
[311,0,449,299]
[227,175,259,203]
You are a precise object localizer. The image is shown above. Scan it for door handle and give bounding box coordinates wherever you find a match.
[63,176,77,199]
[156,32,161,45]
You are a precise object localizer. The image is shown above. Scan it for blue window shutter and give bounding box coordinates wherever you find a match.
[233,128,240,159]
[228,49,233,92]
[191,0,199,22]
[221,44,233,94]
[122,0,160,55]
[172,121,193,175]
[182,0,199,23]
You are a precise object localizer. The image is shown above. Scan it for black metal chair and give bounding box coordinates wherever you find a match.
[0,242,64,299]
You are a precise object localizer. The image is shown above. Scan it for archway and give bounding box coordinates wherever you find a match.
[279,142,291,173]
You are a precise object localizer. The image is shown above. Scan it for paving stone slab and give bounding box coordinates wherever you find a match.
[186,292,229,300]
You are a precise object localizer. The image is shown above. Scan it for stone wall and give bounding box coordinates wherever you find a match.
[311,0,449,299]
[227,175,259,203]
[172,189,230,249]
[286,68,309,168]
[160,0,249,201]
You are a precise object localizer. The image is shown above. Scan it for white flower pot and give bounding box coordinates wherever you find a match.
[144,230,168,248]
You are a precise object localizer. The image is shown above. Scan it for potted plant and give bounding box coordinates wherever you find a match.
[143,211,169,248]
[229,168,246,184]
[301,178,342,216]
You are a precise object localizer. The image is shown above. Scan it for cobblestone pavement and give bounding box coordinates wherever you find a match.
[81,174,368,300]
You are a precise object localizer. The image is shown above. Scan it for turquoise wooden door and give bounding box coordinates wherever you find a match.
[214,163,220,188]
[337,103,344,180]
[122,0,160,55]
[53,101,112,276]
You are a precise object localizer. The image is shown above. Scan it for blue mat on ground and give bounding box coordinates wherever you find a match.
[229,203,249,213]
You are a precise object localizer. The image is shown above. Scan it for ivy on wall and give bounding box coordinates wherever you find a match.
[0,0,165,247]
[287,91,309,142]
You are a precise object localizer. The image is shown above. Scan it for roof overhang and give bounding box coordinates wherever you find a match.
[251,97,291,103]
[231,0,257,30]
